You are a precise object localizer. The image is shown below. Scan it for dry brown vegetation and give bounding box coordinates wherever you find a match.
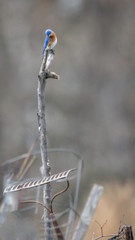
[85,180,135,240]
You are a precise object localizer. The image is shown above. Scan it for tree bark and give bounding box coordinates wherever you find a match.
[37,51,59,239]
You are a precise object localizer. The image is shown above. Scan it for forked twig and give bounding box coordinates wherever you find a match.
[94,224,134,240]
[95,220,108,237]
[21,181,69,240]
[21,180,69,214]
[94,220,118,240]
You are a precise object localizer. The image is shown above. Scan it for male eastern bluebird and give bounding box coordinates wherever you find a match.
[42,29,57,59]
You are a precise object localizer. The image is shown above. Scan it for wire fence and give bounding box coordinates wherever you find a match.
[0,148,83,240]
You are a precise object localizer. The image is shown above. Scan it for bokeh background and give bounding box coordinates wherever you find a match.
[0,0,135,239]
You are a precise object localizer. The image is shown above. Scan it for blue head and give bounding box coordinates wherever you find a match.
[45,29,52,36]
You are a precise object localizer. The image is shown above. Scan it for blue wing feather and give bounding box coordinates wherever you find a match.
[42,36,50,59]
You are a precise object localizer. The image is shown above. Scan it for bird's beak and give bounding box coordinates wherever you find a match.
[49,32,53,37]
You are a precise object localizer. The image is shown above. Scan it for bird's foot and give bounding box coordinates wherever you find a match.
[49,49,55,55]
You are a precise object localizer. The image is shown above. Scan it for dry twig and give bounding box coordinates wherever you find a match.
[15,137,38,180]
[37,49,59,239]
[21,181,69,240]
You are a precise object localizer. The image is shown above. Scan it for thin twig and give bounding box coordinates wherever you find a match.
[50,213,65,240]
[19,156,36,181]
[21,199,51,213]
[21,181,69,240]
[94,234,118,240]
[95,220,108,237]
[50,181,69,240]
[50,181,69,213]
[15,137,38,180]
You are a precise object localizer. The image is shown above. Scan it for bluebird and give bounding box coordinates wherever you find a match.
[42,29,57,59]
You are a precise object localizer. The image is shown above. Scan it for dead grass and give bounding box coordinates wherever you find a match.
[84,180,135,240]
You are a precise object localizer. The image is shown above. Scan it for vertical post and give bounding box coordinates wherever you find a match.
[72,184,103,240]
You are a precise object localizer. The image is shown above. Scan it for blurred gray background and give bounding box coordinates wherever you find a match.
[1,0,135,189]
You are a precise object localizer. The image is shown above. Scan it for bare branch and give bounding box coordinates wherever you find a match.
[37,46,59,240]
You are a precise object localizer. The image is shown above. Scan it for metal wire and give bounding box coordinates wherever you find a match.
[0,148,83,240]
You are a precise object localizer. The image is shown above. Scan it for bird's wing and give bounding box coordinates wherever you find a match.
[42,36,50,58]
